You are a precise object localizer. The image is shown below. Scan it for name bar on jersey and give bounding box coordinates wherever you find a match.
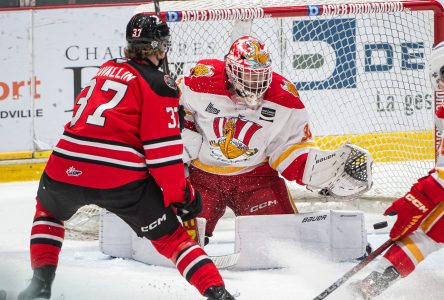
[166,8,264,22]
[321,2,405,16]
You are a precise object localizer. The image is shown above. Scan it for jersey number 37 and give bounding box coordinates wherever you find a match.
[70,78,127,127]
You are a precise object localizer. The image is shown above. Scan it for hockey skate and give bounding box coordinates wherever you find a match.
[350,266,400,299]
[204,286,235,300]
[18,265,56,300]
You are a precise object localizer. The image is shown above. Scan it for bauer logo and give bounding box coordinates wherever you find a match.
[307,5,321,16]
[292,18,357,91]
[302,215,328,223]
[166,11,180,22]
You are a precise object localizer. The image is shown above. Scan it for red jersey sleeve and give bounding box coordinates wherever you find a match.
[130,61,186,207]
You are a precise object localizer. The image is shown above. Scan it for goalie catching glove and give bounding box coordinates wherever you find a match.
[171,178,203,222]
[302,143,373,198]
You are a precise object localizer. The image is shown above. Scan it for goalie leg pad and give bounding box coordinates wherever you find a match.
[234,210,367,269]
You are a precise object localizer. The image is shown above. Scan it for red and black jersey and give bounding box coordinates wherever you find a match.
[45,58,186,206]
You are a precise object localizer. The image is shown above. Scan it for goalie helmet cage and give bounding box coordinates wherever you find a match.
[68,0,444,236]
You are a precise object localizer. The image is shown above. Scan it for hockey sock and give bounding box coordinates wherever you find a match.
[151,226,224,295]
[30,199,65,269]
[383,242,416,277]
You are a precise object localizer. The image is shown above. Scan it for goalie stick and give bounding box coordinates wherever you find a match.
[182,219,240,269]
[312,239,394,300]
[210,251,241,269]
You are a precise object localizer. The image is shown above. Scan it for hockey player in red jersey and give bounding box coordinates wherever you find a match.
[351,42,444,298]
[18,13,234,300]
[178,36,373,242]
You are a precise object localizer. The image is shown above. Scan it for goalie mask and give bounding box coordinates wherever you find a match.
[126,14,171,58]
[225,36,272,109]
[430,41,444,91]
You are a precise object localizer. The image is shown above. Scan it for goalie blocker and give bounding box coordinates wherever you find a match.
[100,210,367,269]
[302,143,373,198]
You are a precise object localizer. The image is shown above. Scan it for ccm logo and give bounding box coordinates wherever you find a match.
[141,214,167,232]
[405,193,429,213]
[250,200,278,213]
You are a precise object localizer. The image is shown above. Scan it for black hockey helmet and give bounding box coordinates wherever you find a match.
[126,13,171,53]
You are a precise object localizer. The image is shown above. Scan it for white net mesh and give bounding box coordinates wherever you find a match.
[139,0,438,199]
[65,204,101,240]
[67,0,442,238]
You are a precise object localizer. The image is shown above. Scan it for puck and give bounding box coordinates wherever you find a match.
[373,221,388,230]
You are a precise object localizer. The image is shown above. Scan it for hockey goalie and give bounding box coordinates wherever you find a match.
[177,36,373,265]
[179,36,372,232]
[100,36,373,269]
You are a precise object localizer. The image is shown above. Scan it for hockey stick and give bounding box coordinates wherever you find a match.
[153,0,170,75]
[312,239,395,300]
[210,251,241,269]
[182,218,240,269]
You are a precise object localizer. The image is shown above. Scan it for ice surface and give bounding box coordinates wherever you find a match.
[0,181,443,300]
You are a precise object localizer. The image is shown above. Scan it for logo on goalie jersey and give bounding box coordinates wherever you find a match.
[205,102,220,115]
[281,81,299,97]
[259,107,276,122]
[191,64,214,77]
[209,116,262,163]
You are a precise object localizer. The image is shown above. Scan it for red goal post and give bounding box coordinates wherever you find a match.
[137,1,444,44]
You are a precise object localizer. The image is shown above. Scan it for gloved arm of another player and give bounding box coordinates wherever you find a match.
[170,178,203,222]
[385,175,443,240]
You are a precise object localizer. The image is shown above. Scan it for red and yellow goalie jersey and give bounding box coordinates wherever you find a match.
[45,58,186,206]
[178,59,315,184]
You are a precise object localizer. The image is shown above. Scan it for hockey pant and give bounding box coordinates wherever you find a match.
[380,202,444,277]
[189,166,298,237]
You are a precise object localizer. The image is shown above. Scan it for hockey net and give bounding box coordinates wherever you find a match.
[67,0,444,238]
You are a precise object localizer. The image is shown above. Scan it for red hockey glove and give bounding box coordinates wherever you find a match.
[171,178,203,222]
[384,184,435,240]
